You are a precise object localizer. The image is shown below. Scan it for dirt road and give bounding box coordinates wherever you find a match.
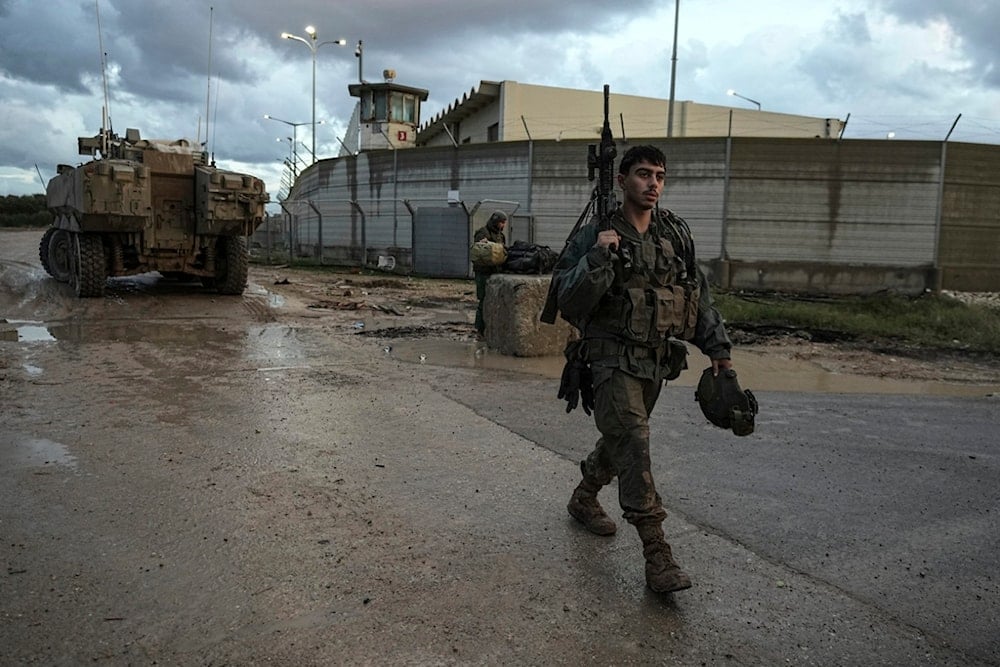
[2,228,997,665]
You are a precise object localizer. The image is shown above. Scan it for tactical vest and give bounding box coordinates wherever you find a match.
[587,211,701,346]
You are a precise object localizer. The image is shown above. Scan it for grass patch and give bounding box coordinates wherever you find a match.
[714,291,1000,355]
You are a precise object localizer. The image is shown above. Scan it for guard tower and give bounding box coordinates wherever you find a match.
[345,70,429,153]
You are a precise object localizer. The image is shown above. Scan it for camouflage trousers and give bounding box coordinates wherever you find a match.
[582,367,668,526]
[474,272,490,333]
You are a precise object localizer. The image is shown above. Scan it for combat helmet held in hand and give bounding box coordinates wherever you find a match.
[695,367,758,436]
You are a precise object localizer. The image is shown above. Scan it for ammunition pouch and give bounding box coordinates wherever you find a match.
[611,284,699,343]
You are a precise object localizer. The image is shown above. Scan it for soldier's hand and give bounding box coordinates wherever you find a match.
[712,358,733,376]
[595,230,620,252]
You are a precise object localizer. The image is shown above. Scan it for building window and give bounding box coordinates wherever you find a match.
[359,92,374,121]
[390,92,417,124]
[487,123,499,142]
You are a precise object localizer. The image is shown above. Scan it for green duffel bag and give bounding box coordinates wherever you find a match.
[470,240,507,268]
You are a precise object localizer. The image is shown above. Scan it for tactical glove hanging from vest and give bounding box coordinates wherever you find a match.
[558,339,594,415]
[694,367,758,436]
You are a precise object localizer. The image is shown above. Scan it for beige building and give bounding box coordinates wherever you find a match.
[417,80,844,147]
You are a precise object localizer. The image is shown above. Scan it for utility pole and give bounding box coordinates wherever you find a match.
[667,0,680,138]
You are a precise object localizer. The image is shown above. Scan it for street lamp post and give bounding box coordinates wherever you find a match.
[276,136,297,176]
[726,89,762,111]
[264,114,312,169]
[280,26,346,163]
[667,0,680,137]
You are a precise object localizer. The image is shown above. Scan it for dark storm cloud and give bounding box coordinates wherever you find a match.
[226,0,639,49]
[0,1,266,104]
[1,0,644,116]
[0,2,104,93]
[0,0,652,192]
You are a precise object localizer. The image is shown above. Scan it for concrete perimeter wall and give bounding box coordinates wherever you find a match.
[273,137,1000,294]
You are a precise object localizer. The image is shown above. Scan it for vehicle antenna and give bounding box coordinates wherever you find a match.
[34,164,46,190]
[95,0,113,154]
[203,6,214,147]
[211,72,221,165]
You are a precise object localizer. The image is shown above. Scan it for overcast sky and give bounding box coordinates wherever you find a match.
[1,0,998,203]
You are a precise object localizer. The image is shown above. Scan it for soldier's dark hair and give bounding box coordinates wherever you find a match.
[618,145,666,175]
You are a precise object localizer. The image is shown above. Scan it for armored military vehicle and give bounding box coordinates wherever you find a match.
[41,126,269,297]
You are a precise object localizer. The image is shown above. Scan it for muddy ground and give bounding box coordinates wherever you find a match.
[2,228,999,665]
[254,261,1000,391]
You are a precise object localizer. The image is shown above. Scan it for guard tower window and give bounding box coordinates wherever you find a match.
[360,91,374,120]
[487,123,499,142]
[359,90,389,122]
[390,92,417,124]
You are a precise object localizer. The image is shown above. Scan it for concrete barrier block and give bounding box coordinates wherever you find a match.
[484,274,574,357]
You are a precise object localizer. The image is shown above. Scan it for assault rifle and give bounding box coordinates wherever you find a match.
[540,84,618,324]
[590,84,618,237]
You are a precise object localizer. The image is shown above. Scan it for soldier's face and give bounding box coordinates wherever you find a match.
[618,160,666,210]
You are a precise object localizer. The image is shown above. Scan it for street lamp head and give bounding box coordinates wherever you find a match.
[281,26,346,165]
[726,88,762,110]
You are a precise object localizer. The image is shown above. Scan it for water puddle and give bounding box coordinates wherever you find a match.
[8,437,79,471]
[2,316,241,347]
[732,351,999,397]
[386,339,999,398]
[243,324,317,366]
[0,320,57,342]
[383,338,560,377]
[247,282,285,308]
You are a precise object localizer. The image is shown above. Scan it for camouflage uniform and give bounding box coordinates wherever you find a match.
[473,214,507,334]
[554,206,731,526]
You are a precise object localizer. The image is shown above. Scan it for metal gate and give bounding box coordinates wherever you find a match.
[411,206,470,278]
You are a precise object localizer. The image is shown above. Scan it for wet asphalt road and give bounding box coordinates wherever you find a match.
[1,229,998,665]
[451,373,1000,664]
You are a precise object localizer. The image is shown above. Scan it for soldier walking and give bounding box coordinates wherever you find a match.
[552,145,735,593]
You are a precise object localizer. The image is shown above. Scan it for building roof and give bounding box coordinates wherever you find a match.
[417,81,501,145]
[347,81,429,100]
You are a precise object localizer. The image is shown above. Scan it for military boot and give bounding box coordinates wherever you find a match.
[567,473,617,536]
[637,523,692,593]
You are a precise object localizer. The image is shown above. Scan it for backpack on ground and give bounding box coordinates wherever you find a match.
[502,241,558,274]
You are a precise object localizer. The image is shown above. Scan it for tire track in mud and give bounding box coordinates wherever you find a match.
[242,294,278,323]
